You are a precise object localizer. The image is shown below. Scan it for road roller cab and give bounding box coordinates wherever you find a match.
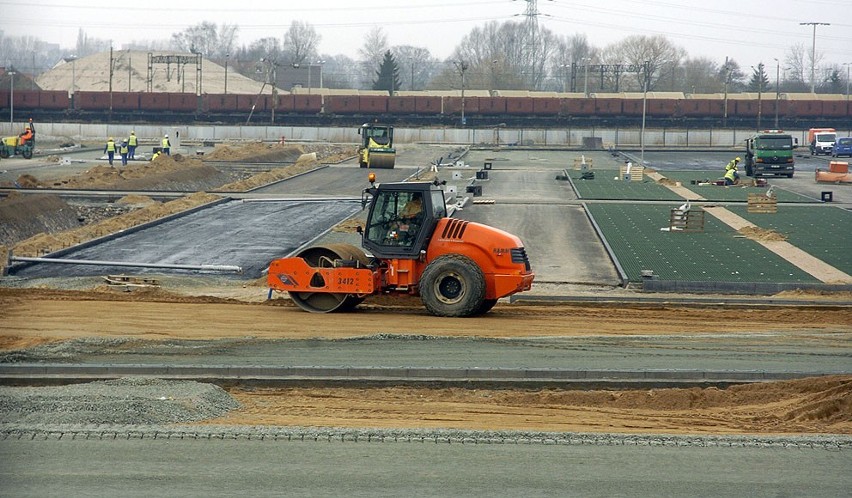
[357,122,396,169]
[267,177,534,316]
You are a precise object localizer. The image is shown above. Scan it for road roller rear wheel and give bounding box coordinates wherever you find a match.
[288,244,371,313]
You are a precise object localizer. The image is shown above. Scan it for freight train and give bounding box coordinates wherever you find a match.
[2,89,850,128]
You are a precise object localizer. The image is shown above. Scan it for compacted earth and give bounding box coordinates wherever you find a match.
[1,142,850,436]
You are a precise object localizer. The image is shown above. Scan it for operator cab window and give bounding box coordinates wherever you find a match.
[367,191,425,247]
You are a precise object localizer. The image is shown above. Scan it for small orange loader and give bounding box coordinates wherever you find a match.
[267,175,534,317]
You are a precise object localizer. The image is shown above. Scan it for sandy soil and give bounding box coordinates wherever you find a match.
[1,288,850,435]
[210,377,852,435]
[2,144,850,435]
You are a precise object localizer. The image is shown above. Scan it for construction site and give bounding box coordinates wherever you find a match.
[0,119,850,492]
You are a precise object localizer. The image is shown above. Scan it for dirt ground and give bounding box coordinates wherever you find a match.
[2,143,850,435]
[1,287,850,435]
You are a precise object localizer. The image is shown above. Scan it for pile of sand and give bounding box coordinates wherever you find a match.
[738,225,788,242]
[0,193,81,246]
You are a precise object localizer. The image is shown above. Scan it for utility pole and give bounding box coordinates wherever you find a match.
[640,61,650,165]
[723,56,730,128]
[799,22,829,93]
[774,58,780,128]
[583,57,591,97]
[454,61,468,126]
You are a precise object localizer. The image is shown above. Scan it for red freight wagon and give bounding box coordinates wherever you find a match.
[760,100,789,120]
[293,94,322,113]
[595,98,622,116]
[0,90,8,108]
[11,90,40,109]
[388,96,417,114]
[733,100,760,117]
[479,97,507,115]
[561,98,595,116]
[206,94,238,112]
[236,94,260,112]
[821,100,847,117]
[325,95,360,113]
[414,96,441,113]
[647,99,677,117]
[75,91,110,110]
[273,93,295,112]
[677,98,710,117]
[506,97,534,114]
[620,99,643,116]
[532,97,560,115]
[359,95,387,114]
[444,96,480,115]
[110,92,140,111]
[139,93,170,111]
[38,90,70,110]
[168,93,197,112]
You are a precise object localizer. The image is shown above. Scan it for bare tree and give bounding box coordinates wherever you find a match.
[319,54,357,89]
[171,21,238,58]
[391,45,438,91]
[359,27,389,87]
[0,33,64,86]
[283,21,320,65]
[74,29,111,57]
[784,43,808,84]
[601,35,686,91]
[550,34,597,92]
[444,20,557,91]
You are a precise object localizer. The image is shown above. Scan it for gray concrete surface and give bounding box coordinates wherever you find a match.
[1,436,849,497]
[9,199,360,279]
[4,333,848,374]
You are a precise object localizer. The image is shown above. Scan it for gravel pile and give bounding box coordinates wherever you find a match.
[0,378,240,425]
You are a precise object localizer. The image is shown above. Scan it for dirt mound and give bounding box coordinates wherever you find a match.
[116,194,158,206]
[205,142,306,162]
[211,375,852,434]
[738,225,787,242]
[0,193,81,246]
[216,157,321,192]
[43,154,232,192]
[205,142,352,165]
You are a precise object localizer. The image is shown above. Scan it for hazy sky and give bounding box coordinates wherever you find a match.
[3,0,852,72]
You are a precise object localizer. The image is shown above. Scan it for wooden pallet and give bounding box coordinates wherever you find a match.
[572,157,594,171]
[747,193,778,213]
[103,275,161,287]
[669,208,705,232]
[618,164,644,182]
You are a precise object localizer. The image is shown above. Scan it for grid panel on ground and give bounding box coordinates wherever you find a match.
[586,203,820,283]
[728,204,852,274]
[657,171,817,203]
[571,170,682,201]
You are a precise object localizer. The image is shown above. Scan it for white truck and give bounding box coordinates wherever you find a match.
[808,128,836,155]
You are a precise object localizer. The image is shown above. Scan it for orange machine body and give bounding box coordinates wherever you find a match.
[267,217,533,300]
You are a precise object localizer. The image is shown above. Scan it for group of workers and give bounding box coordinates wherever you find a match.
[724,157,741,185]
[103,132,171,166]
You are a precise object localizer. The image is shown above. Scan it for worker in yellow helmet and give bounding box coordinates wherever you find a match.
[128,131,138,159]
[104,137,116,166]
[724,157,740,186]
[162,134,171,156]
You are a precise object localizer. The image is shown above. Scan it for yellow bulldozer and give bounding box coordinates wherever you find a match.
[357,122,395,169]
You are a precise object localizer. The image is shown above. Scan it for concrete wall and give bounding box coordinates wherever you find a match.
[2,122,838,148]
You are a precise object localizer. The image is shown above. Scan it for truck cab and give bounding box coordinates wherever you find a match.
[744,130,795,178]
[809,128,836,155]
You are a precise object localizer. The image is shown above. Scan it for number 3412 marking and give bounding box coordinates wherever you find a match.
[338,277,355,285]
